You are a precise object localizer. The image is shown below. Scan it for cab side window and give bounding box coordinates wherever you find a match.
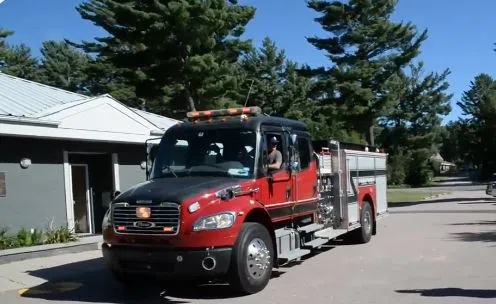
[297,137,311,170]
[264,133,285,172]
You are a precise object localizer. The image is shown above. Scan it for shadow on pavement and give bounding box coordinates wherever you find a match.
[388,197,496,208]
[450,231,496,243]
[425,182,483,188]
[18,256,290,303]
[448,220,496,226]
[396,288,496,298]
[446,220,496,244]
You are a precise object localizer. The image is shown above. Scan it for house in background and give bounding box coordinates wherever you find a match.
[0,72,179,235]
[430,153,456,174]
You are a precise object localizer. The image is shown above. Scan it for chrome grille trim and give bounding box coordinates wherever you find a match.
[111,202,180,235]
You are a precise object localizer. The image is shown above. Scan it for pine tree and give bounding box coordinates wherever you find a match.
[0,29,39,80]
[306,0,427,146]
[0,28,13,67]
[1,44,39,81]
[457,73,496,178]
[239,37,312,116]
[239,37,288,114]
[378,62,452,185]
[72,0,255,117]
[39,40,90,93]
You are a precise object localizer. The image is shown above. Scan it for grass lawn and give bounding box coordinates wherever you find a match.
[431,176,449,182]
[387,190,448,204]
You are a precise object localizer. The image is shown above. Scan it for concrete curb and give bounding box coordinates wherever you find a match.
[421,192,451,201]
[0,236,103,265]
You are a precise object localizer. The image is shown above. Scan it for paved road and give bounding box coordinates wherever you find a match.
[1,190,496,304]
[388,176,487,193]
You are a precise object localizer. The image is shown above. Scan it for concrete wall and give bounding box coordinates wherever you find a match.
[0,136,147,233]
[0,136,66,232]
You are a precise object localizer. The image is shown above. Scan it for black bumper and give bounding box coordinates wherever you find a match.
[101,243,232,278]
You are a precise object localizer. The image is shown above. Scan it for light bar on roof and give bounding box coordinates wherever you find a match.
[186,107,262,120]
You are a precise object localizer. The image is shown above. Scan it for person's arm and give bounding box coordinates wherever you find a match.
[268,151,282,169]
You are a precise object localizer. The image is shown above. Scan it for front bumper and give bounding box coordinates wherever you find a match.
[101,243,232,279]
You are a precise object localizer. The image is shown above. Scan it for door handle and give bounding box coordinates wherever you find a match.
[286,186,291,200]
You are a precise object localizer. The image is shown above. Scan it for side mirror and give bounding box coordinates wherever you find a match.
[290,161,300,172]
[290,133,297,146]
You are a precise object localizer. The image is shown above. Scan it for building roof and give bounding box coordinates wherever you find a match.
[0,72,88,117]
[0,72,180,144]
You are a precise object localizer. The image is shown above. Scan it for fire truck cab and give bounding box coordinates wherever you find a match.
[101,106,388,294]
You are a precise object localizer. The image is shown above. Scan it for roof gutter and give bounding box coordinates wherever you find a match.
[0,115,60,127]
[150,129,165,136]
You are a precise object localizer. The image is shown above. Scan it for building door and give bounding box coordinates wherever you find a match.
[71,164,92,234]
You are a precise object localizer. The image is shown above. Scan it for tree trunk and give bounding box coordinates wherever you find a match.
[367,123,375,147]
[184,88,196,111]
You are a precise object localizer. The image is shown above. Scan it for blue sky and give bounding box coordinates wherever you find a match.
[1,0,495,124]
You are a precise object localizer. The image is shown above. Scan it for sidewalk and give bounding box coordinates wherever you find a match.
[0,235,103,265]
[0,249,102,293]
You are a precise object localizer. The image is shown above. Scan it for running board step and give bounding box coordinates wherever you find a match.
[297,223,324,234]
[314,228,348,240]
[301,237,328,249]
[278,248,311,262]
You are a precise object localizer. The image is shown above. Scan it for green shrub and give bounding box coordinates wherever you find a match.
[406,149,434,187]
[0,221,78,250]
[0,227,19,250]
[44,226,78,244]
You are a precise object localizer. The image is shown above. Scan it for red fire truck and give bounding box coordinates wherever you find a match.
[101,106,388,294]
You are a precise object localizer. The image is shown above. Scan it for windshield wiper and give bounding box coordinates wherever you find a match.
[166,165,178,178]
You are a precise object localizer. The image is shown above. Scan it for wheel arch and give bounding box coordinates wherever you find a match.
[243,208,278,264]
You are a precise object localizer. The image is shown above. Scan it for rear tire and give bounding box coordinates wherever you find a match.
[356,201,373,244]
[229,222,274,295]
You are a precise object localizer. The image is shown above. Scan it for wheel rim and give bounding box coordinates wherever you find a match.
[363,209,372,234]
[246,238,271,280]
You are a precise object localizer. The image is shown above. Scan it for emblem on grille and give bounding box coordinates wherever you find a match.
[133,221,156,228]
[136,207,151,219]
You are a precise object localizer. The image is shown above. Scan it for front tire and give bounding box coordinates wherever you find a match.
[229,222,274,294]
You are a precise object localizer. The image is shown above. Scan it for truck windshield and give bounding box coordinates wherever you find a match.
[150,128,257,179]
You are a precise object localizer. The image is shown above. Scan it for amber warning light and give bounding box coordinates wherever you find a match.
[136,207,151,219]
[186,106,262,121]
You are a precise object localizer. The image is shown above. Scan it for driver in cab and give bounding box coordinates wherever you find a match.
[268,136,282,170]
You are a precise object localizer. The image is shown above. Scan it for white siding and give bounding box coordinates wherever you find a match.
[357,155,375,170]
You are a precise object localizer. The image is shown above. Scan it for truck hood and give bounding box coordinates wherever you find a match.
[114,176,246,204]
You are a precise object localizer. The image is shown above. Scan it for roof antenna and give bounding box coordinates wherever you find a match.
[244,79,255,107]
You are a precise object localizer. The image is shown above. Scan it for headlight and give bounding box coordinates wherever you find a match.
[193,212,236,231]
[102,208,112,229]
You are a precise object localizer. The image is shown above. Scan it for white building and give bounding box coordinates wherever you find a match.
[0,72,179,234]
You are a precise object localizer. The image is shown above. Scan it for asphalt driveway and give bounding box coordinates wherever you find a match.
[1,189,496,304]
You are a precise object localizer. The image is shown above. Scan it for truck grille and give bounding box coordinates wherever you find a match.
[112,202,180,235]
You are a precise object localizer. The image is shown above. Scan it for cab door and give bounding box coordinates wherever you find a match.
[292,134,319,217]
[257,127,294,222]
